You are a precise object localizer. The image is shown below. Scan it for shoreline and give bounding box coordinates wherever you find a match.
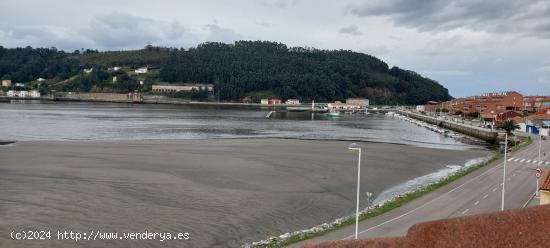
[247,154,494,247]
[0,138,489,248]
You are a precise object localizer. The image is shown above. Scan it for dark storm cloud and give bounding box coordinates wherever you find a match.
[348,0,550,38]
[338,24,362,35]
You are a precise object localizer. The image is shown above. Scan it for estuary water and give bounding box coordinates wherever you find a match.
[0,101,476,150]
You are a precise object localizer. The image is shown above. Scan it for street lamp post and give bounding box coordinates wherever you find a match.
[537,134,542,196]
[501,133,508,211]
[348,143,362,240]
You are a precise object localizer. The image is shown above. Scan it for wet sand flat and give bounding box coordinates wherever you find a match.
[0,139,489,247]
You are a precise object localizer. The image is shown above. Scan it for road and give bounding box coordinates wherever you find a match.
[290,137,549,247]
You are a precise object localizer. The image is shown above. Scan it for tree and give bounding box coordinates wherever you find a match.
[0,42,453,104]
[499,119,520,135]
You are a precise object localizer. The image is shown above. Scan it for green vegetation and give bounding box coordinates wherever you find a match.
[0,42,452,104]
[0,46,79,83]
[160,41,452,104]
[73,45,172,68]
[499,119,520,135]
[254,135,534,248]
[156,87,211,101]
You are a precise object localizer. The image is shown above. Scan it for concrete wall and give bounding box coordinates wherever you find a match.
[57,92,142,103]
[540,190,550,205]
[402,111,500,143]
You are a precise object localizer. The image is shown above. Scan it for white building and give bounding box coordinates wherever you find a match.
[135,67,148,74]
[18,91,29,97]
[7,90,15,97]
[30,90,41,98]
[416,105,425,112]
[285,99,300,105]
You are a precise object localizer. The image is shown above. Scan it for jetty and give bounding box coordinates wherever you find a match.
[400,111,501,143]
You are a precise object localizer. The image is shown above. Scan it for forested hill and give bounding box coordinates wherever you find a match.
[0,41,452,104]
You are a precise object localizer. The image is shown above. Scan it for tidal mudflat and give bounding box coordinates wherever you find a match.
[0,139,489,247]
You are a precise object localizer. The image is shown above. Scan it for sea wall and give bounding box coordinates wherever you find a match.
[56,92,142,103]
[401,111,501,143]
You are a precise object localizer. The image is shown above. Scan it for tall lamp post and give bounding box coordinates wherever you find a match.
[348,143,362,239]
[501,133,508,211]
[537,134,542,196]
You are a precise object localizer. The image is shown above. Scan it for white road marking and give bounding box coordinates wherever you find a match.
[474,201,479,206]
[508,158,514,162]
[512,173,517,177]
[462,209,469,215]
[343,158,507,240]
[493,188,497,192]
[344,144,541,240]
[514,158,520,162]
[520,159,526,162]
[532,160,538,164]
[483,194,488,199]
[526,160,532,163]
[546,162,550,165]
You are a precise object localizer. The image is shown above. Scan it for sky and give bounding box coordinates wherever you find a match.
[1,0,549,97]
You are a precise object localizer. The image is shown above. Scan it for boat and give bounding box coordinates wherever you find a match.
[328,110,341,116]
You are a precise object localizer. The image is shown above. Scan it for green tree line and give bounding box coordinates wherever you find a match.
[0,41,452,104]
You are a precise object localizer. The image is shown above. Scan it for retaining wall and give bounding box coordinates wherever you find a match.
[401,111,501,143]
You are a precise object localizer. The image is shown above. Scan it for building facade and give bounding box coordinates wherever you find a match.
[29,90,41,98]
[2,79,12,87]
[524,96,550,113]
[260,99,282,104]
[426,91,524,119]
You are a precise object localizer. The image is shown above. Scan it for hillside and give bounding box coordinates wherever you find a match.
[0,42,452,104]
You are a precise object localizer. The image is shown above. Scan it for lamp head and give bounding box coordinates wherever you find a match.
[348,143,361,154]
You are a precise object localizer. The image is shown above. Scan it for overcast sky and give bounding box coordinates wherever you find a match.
[1,0,549,97]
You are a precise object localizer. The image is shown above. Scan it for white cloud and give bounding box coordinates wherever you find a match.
[1,0,549,97]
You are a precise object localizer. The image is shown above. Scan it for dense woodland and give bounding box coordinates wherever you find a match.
[0,42,452,104]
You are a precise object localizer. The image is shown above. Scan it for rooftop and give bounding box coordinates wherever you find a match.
[527,113,550,120]
[302,204,550,248]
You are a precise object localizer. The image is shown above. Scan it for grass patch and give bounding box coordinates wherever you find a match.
[252,137,532,248]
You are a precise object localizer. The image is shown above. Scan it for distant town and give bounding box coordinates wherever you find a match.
[418,91,550,136]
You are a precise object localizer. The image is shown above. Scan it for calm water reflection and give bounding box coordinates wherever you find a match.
[0,101,478,150]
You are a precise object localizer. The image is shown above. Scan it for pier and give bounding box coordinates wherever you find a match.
[400,111,501,143]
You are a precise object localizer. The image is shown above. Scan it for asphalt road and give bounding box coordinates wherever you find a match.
[291,137,549,247]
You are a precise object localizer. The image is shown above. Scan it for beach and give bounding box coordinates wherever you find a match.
[0,138,489,247]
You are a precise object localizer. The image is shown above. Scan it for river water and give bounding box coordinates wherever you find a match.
[0,101,477,150]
